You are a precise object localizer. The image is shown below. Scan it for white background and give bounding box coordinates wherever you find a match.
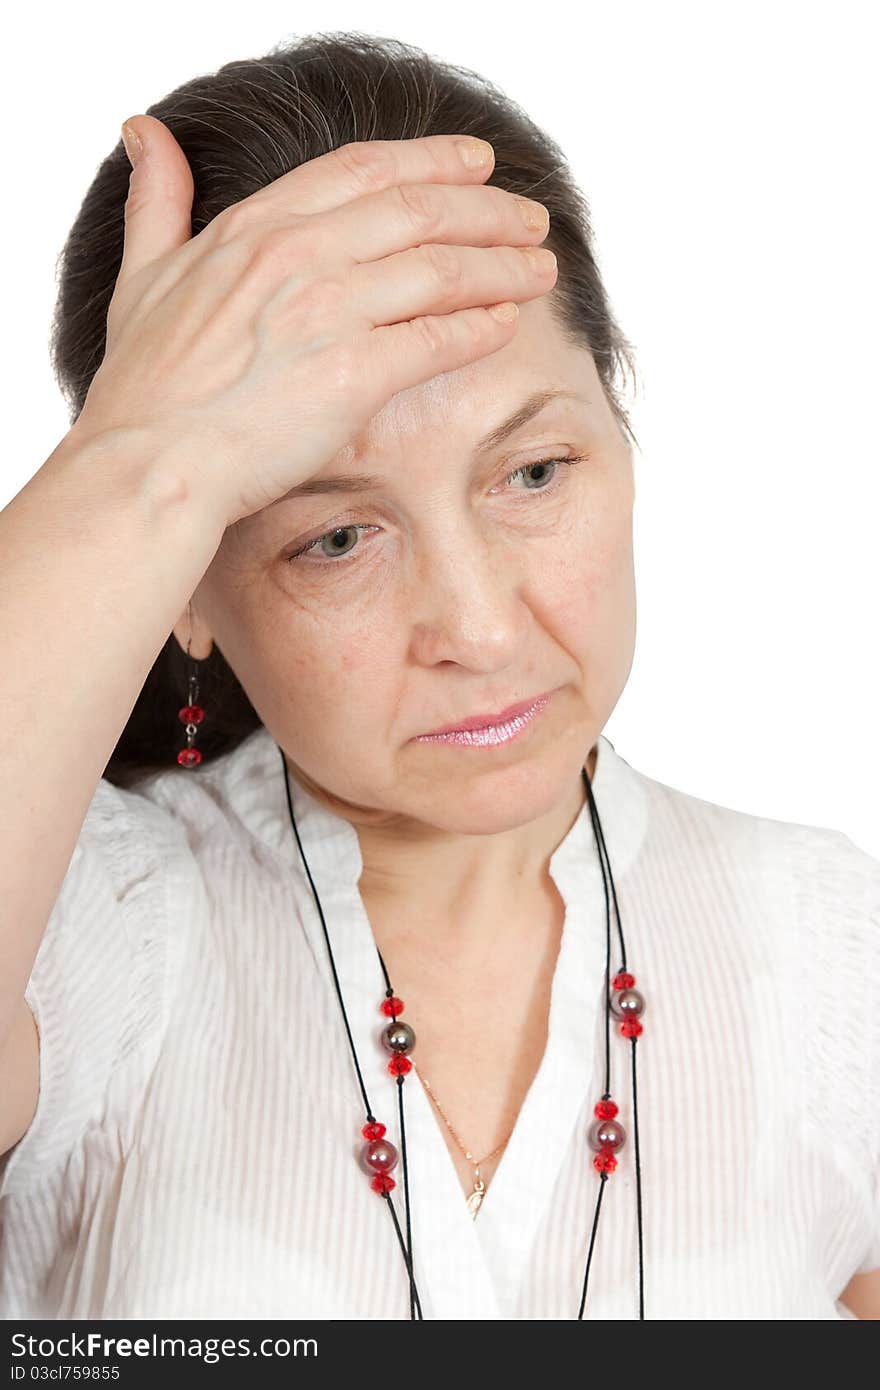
[3,0,877,855]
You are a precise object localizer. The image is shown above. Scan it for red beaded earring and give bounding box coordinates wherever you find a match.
[177,602,205,768]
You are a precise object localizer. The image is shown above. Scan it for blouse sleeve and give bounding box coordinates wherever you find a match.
[0,775,199,1200]
[855,873,880,1274]
[794,824,880,1277]
[837,832,880,1275]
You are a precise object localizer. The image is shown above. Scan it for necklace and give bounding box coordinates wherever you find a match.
[413,1063,513,1217]
[278,748,648,1319]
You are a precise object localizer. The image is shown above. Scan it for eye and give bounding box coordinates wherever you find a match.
[495,452,588,497]
[504,457,565,492]
[287,523,377,564]
[285,453,587,567]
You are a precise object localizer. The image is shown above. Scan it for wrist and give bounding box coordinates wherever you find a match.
[47,421,228,546]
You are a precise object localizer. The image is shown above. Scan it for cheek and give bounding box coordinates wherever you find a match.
[287,613,397,708]
[532,530,607,624]
[533,509,634,648]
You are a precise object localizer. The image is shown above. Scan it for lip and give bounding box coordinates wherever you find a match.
[416,687,557,737]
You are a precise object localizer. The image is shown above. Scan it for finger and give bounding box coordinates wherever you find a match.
[326,180,550,267]
[241,133,497,220]
[365,301,522,406]
[117,114,196,286]
[352,242,558,327]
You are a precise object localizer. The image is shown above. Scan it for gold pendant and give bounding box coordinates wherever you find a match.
[466,1175,486,1218]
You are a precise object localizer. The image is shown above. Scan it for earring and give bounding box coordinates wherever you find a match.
[177,605,205,768]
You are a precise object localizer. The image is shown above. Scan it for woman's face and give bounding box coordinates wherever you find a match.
[180,296,637,838]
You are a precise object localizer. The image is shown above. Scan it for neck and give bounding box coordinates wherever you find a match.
[355,744,597,952]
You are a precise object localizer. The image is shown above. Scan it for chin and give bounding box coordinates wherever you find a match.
[407,743,587,836]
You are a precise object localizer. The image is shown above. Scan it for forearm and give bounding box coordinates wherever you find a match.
[0,425,225,1043]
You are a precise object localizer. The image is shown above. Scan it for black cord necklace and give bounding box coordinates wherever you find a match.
[278,746,647,1319]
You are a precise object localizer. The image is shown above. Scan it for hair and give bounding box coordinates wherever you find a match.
[51,29,640,793]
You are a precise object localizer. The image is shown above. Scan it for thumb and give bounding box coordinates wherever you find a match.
[118,113,196,283]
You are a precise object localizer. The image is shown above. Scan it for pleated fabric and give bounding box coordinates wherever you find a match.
[1,724,877,1319]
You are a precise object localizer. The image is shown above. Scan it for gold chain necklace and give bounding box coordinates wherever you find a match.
[413,1062,516,1218]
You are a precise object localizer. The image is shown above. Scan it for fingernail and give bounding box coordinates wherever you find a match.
[457,138,494,169]
[488,302,519,323]
[121,121,143,168]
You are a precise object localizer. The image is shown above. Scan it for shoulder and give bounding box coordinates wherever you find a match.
[116,726,280,866]
[39,775,194,924]
[64,768,213,920]
[652,770,878,1124]
[630,758,879,1010]
[638,760,880,1192]
[633,757,879,914]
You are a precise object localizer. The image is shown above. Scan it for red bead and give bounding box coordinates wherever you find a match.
[593,1149,618,1174]
[371,1172,396,1194]
[388,1054,412,1076]
[612,971,635,990]
[620,1017,643,1038]
[361,1121,386,1141]
[381,996,404,1016]
[178,705,205,724]
[177,748,202,768]
[594,1098,619,1120]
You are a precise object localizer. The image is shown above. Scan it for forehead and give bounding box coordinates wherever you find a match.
[358,297,592,452]
[225,299,603,550]
[295,299,599,493]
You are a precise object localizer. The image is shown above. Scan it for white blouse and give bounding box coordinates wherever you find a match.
[0,725,877,1320]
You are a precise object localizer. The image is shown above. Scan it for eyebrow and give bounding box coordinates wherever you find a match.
[271,387,586,503]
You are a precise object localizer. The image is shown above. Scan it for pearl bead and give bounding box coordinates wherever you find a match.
[586,1117,627,1152]
[360,1138,399,1174]
[610,987,645,1020]
[382,1020,416,1054]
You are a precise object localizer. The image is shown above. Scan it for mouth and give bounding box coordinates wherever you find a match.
[413,688,556,747]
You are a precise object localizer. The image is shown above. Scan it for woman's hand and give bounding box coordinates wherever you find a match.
[70,116,558,532]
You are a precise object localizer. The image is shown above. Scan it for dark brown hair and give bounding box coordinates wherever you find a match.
[51,29,640,790]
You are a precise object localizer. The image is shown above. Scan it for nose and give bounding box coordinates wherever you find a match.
[405,527,530,670]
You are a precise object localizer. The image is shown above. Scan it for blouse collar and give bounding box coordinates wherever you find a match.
[229,724,650,896]
[229,722,647,884]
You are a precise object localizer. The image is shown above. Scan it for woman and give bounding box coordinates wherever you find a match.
[0,31,876,1320]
